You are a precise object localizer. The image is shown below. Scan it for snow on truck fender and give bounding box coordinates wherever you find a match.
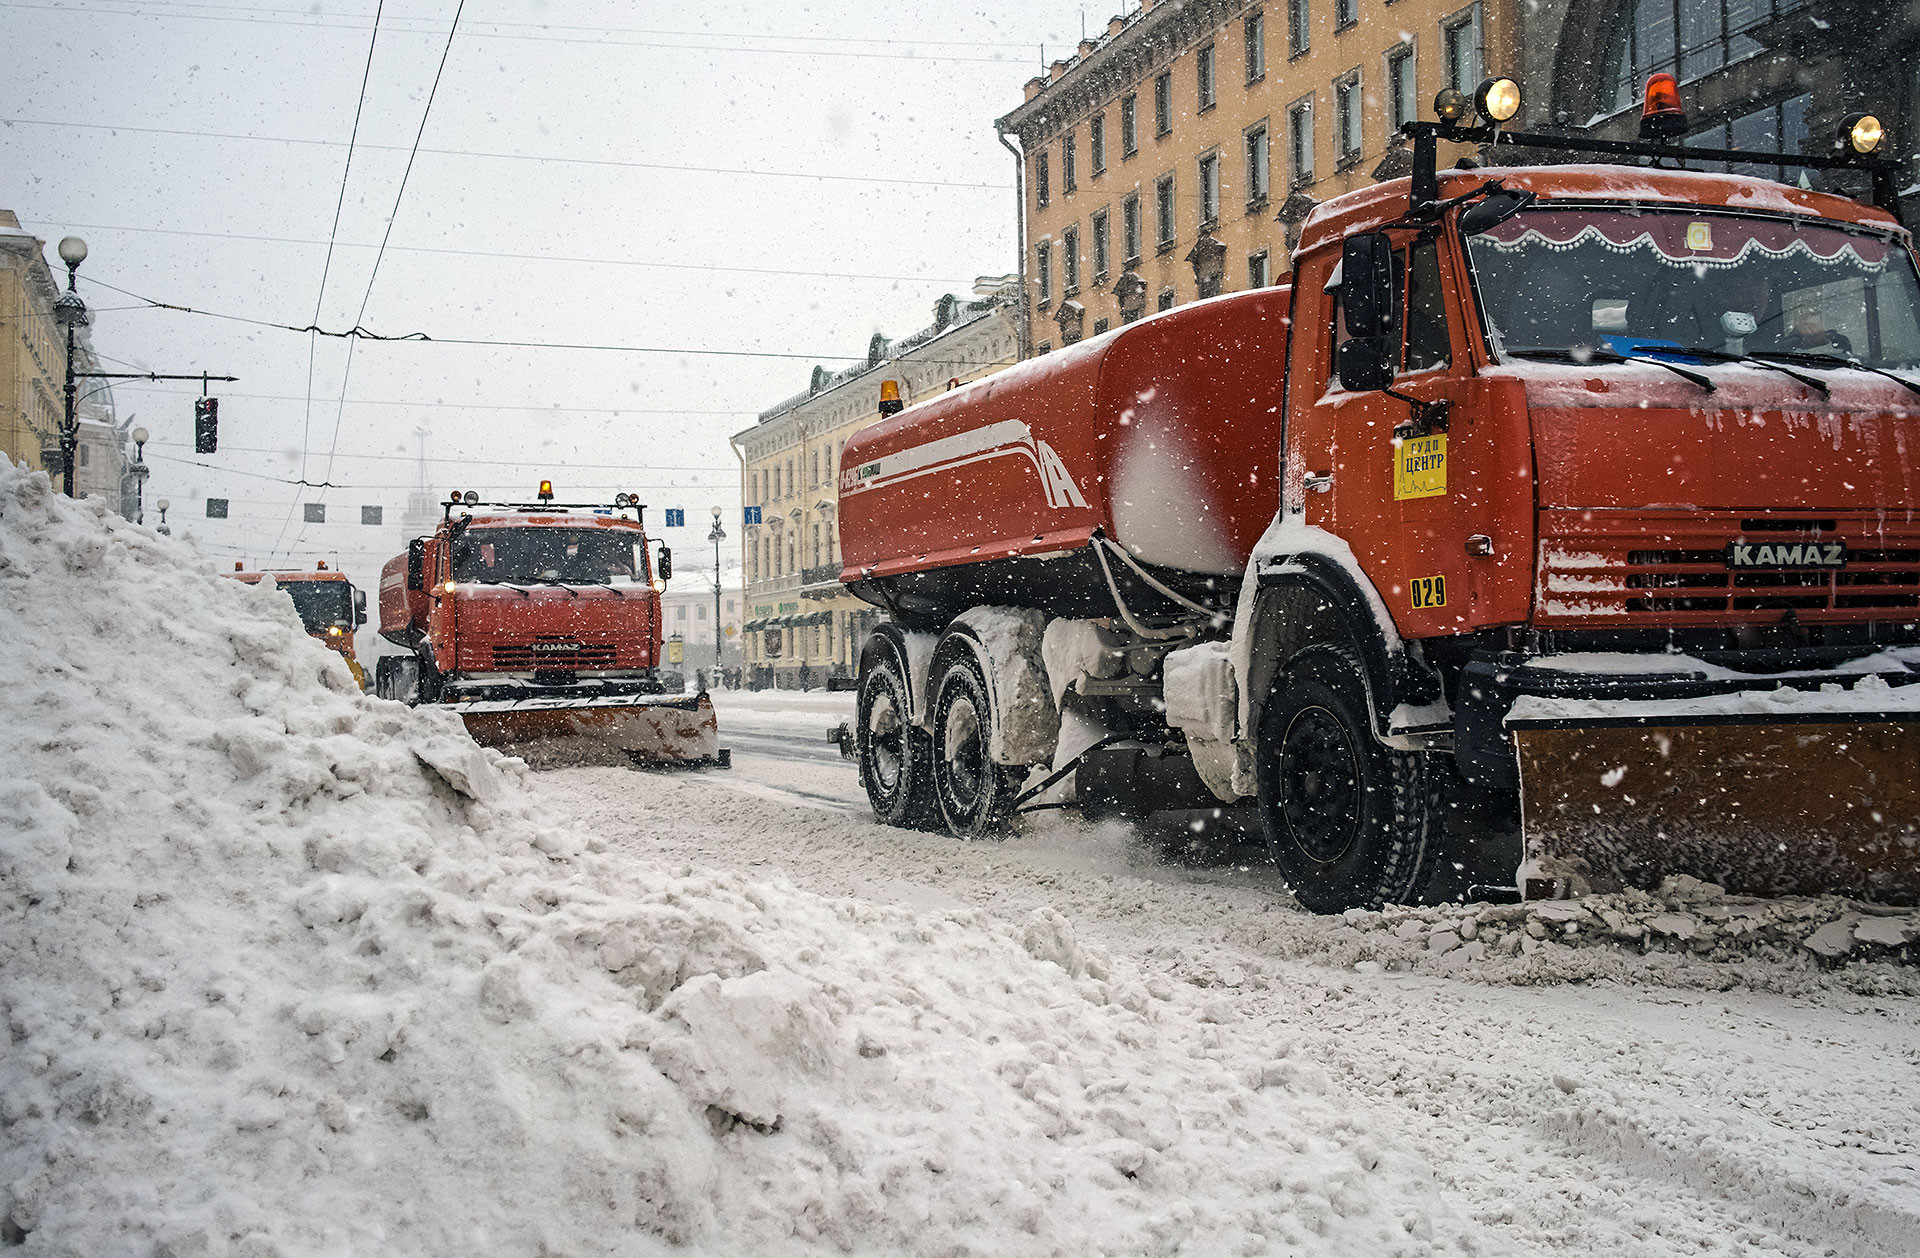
[942,606,1059,767]
[1162,640,1253,801]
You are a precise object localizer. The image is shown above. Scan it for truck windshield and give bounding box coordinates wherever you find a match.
[1465,208,1920,370]
[452,527,647,586]
[280,580,354,633]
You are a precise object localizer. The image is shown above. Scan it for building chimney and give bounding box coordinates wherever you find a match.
[1108,15,1127,36]
[1024,76,1047,101]
[1049,59,1070,81]
[1078,39,1097,57]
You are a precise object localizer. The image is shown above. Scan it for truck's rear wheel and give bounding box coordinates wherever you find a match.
[374,655,420,704]
[1255,648,1441,913]
[857,655,938,829]
[930,652,1020,838]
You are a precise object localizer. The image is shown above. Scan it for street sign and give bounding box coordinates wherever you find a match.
[303,503,325,523]
[664,508,685,527]
[361,506,383,525]
[667,639,684,664]
[205,498,228,518]
[744,505,762,525]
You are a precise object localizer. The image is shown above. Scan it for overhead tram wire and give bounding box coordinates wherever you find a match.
[300,0,384,497]
[103,384,755,416]
[75,276,1017,371]
[281,0,465,562]
[30,219,994,286]
[144,439,736,472]
[0,119,1013,192]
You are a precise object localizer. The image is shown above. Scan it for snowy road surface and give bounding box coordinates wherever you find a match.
[539,689,1920,1257]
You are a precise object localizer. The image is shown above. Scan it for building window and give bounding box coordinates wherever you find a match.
[1249,250,1272,288]
[1198,152,1221,227]
[1121,93,1139,156]
[1336,72,1363,163]
[1156,174,1177,251]
[1604,0,1800,110]
[1092,207,1111,281]
[1197,43,1217,112]
[1093,317,1111,335]
[1443,4,1483,91]
[1288,0,1310,57]
[1037,240,1052,308]
[1158,288,1177,312]
[1035,151,1050,207]
[1154,70,1173,136]
[1063,225,1080,294]
[1387,43,1417,132]
[1091,113,1106,174]
[1123,194,1142,266]
[1063,132,1078,195]
[697,604,708,621]
[1289,97,1315,186]
[676,604,688,622]
[1336,0,1357,30]
[1245,122,1270,207]
[1246,10,1267,82]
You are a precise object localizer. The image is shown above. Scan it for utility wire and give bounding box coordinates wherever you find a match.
[302,0,383,495]
[27,218,995,285]
[0,119,1012,192]
[105,384,755,415]
[145,438,735,472]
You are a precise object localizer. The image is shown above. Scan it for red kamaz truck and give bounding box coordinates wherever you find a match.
[836,79,1920,911]
[375,485,725,766]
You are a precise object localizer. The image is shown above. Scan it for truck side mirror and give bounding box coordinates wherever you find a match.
[406,538,425,591]
[353,588,368,626]
[1337,337,1396,392]
[657,546,672,581]
[1339,232,1396,342]
[1459,188,1536,236]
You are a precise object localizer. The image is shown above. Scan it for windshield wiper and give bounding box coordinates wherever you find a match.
[1746,350,1920,400]
[1507,346,1715,393]
[473,577,530,598]
[533,577,579,598]
[1629,344,1830,398]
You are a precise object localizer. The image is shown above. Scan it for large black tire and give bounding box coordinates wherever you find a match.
[374,655,420,704]
[1255,647,1443,913]
[930,650,1022,838]
[857,654,939,829]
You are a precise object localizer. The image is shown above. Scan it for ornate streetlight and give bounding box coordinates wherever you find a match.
[130,425,150,522]
[708,506,727,685]
[53,236,89,498]
[155,498,171,537]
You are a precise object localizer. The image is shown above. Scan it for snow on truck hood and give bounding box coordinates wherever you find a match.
[0,461,1486,1255]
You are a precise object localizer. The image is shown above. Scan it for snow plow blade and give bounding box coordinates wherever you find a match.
[1510,712,1920,903]
[452,691,728,768]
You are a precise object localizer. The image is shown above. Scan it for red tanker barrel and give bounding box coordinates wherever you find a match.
[377,551,422,647]
[838,287,1289,592]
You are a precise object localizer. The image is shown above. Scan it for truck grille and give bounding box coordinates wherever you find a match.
[1537,512,1920,625]
[489,639,619,670]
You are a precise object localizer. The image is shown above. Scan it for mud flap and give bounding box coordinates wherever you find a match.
[1510,713,1920,903]
[453,691,728,767]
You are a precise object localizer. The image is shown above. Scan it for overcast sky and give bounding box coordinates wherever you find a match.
[3,0,1099,588]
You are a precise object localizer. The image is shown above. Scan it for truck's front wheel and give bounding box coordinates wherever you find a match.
[857,655,938,829]
[1255,648,1442,913]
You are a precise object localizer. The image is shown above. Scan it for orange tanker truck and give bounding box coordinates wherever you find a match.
[227,561,369,689]
[836,77,1920,911]
[374,484,726,766]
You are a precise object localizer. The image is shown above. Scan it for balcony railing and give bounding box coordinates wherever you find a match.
[799,563,843,596]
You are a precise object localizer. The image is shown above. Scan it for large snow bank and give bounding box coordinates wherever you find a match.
[0,461,1483,1255]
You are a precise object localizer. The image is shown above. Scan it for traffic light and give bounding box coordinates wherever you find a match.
[194,397,218,453]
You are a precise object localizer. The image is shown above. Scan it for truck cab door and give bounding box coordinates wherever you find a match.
[1309,232,1529,638]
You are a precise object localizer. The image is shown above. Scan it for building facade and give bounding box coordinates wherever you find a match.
[996,0,1517,349]
[1,211,127,506]
[660,576,745,677]
[732,282,1019,687]
[1521,0,1918,222]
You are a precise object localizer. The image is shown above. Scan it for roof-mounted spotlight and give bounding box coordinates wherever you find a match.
[463,491,479,505]
[1433,88,1471,124]
[614,492,631,507]
[447,490,464,504]
[1475,77,1522,125]
[1840,112,1884,155]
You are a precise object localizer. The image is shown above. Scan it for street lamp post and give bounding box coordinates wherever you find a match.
[155,498,171,537]
[131,425,149,523]
[53,236,88,498]
[708,506,726,684]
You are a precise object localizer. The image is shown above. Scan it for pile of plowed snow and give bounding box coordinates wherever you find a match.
[0,461,1484,1256]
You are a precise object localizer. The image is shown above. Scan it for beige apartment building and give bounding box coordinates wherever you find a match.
[731,282,1019,687]
[997,0,1514,347]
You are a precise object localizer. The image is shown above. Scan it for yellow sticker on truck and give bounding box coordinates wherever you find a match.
[1410,574,1448,609]
[1394,433,1448,500]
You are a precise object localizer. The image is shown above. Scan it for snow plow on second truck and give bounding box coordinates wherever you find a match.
[833,80,1920,910]
[374,486,727,768]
